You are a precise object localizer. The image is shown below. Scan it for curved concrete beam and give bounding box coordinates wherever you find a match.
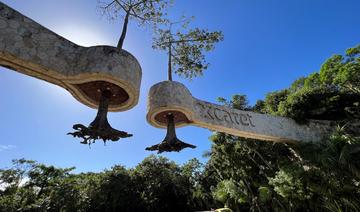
[0,2,141,111]
[147,81,335,143]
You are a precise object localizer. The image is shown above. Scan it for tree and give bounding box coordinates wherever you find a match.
[217,95,250,110]
[0,159,36,212]
[259,44,360,122]
[146,18,223,153]
[181,158,210,210]
[100,0,171,49]
[0,160,83,211]
[152,18,223,80]
[212,179,250,210]
[206,122,293,211]
[334,44,360,94]
[204,92,360,211]
[131,155,190,212]
[86,165,142,212]
[263,89,289,115]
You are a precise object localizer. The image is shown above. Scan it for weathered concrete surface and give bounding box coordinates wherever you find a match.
[0,2,141,111]
[147,81,335,143]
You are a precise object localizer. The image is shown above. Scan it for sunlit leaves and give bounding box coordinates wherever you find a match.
[257,44,360,121]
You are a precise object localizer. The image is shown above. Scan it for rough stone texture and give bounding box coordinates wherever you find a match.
[147,81,335,143]
[0,2,141,111]
[147,81,194,126]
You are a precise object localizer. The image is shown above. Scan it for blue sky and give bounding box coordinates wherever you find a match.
[1,0,359,172]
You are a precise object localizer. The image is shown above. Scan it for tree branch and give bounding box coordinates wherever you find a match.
[129,8,148,21]
[170,51,200,68]
[114,0,130,12]
[158,37,212,46]
[102,0,117,10]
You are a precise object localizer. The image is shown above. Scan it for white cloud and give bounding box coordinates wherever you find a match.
[0,144,16,152]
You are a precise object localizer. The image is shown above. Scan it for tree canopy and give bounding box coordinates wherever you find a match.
[100,0,171,49]
[257,44,360,122]
[152,18,223,80]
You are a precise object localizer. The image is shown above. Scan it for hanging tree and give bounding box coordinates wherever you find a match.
[68,0,171,145]
[146,18,223,153]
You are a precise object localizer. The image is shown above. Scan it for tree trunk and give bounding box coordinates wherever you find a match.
[117,11,130,49]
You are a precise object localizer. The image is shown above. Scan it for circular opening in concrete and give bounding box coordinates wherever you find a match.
[154,110,191,126]
[74,81,129,106]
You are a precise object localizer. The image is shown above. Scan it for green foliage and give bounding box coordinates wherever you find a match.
[261,44,360,121]
[319,54,344,85]
[101,0,223,78]
[100,0,171,49]
[267,127,360,211]
[335,45,360,94]
[258,186,271,202]
[130,155,191,212]
[268,167,311,201]
[264,89,289,115]
[153,18,223,79]
[217,94,250,111]
[206,92,360,211]
[100,0,170,25]
[212,180,243,208]
[0,156,198,212]
[277,87,359,121]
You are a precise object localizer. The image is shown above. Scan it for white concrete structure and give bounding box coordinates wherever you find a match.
[0,2,141,111]
[147,81,334,143]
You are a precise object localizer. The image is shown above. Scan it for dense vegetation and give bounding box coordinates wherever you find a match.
[1,45,359,211]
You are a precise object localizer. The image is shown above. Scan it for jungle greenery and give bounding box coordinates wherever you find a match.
[1,45,359,211]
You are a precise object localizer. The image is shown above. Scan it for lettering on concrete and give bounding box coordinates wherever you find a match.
[147,81,334,143]
[195,102,255,127]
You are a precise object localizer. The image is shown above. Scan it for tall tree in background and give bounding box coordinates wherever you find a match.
[99,0,171,49]
[259,44,360,122]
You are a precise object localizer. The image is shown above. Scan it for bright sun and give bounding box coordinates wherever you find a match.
[53,25,112,47]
